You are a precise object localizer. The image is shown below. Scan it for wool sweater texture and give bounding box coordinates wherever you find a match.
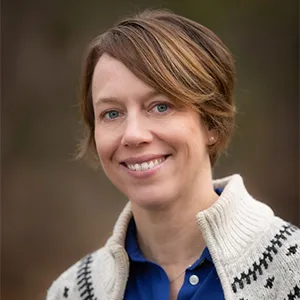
[47,174,300,300]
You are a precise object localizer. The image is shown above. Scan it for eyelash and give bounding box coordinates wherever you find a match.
[99,102,172,121]
[151,102,171,113]
[102,110,120,120]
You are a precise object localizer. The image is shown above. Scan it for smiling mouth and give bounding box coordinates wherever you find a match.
[122,155,170,171]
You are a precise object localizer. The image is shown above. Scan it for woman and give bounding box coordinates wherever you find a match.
[47,9,300,300]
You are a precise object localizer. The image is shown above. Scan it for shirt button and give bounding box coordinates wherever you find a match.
[189,274,199,285]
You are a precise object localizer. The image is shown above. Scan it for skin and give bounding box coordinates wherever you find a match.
[92,53,219,298]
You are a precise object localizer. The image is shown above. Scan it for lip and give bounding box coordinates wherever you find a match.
[120,155,171,179]
[120,154,169,165]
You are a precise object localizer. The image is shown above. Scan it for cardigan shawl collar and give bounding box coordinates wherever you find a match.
[103,174,274,299]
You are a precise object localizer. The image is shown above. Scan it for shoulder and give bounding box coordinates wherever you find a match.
[46,247,110,300]
[270,217,300,257]
[251,216,300,279]
[46,258,80,300]
[229,216,300,299]
[265,218,300,298]
[271,217,300,272]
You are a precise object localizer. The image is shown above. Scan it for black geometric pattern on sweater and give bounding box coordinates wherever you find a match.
[76,254,97,300]
[284,284,300,300]
[286,244,298,256]
[63,286,69,298]
[231,223,298,293]
[264,276,275,289]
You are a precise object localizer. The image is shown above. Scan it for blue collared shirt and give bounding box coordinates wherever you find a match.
[124,216,224,299]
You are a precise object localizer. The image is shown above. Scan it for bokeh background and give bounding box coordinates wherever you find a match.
[2,0,299,299]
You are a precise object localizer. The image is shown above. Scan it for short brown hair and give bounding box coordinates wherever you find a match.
[78,9,236,166]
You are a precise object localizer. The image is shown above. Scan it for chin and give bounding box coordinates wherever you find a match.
[127,189,175,211]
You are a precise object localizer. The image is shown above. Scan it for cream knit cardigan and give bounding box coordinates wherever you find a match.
[47,174,300,300]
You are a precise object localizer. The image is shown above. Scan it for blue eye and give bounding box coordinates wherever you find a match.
[154,103,169,113]
[105,110,119,120]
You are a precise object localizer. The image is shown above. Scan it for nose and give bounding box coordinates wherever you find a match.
[121,114,153,147]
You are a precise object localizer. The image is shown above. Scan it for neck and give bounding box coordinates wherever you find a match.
[131,182,218,268]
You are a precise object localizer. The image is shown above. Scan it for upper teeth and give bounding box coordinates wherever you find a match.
[126,157,165,171]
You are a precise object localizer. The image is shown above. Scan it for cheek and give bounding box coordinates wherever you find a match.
[94,129,117,164]
[170,123,209,161]
[163,119,206,147]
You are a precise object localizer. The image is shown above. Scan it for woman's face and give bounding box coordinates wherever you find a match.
[92,54,213,209]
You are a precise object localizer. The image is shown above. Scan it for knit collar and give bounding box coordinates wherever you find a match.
[107,174,274,264]
[196,174,274,263]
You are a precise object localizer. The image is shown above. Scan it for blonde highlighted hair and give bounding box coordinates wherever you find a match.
[78,9,236,166]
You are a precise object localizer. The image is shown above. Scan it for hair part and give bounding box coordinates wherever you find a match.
[77,9,236,167]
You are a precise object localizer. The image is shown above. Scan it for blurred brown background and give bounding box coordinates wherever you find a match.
[2,0,299,299]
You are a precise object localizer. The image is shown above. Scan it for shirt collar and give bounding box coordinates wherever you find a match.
[125,217,148,263]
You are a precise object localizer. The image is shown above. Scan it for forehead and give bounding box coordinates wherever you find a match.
[92,53,158,104]
[92,54,126,89]
[93,53,124,77]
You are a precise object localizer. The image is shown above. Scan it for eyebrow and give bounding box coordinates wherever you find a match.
[94,89,162,107]
[94,97,120,106]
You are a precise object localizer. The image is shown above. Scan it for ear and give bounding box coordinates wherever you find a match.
[207,129,218,145]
